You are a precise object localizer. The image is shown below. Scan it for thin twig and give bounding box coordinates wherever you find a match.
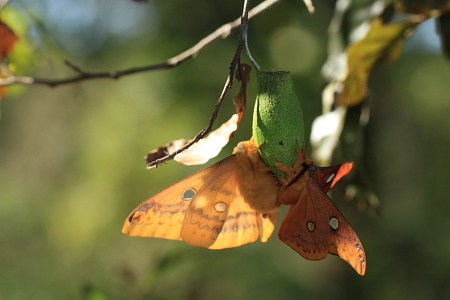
[147,6,250,168]
[242,0,261,71]
[0,0,283,87]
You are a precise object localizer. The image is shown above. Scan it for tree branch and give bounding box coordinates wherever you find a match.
[147,1,255,168]
[0,0,283,87]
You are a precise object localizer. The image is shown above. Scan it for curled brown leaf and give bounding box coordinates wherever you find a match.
[145,139,190,166]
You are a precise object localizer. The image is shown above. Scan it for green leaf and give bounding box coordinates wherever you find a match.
[337,18,419,107]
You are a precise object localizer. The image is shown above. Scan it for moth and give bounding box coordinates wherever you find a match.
[277,148,366,275]
[123,139,279,249]
[123,139,366,275]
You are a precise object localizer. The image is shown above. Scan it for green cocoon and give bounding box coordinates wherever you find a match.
[252,70,305,177]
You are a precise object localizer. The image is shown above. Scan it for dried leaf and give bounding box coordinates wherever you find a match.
[145,64,250,167]
[145,139,190,165]
[171,64,250,165]
[144,115,239,167]
[232,63,251,126]
[173,114,239,165]
[337,18,419,107]
[0,19,18,60]
[303,0,314,13]
[310,106,347,165]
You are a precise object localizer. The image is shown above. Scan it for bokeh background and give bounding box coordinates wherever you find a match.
[1,0,450,299]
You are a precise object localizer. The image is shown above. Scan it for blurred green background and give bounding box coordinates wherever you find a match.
[1,0,450,299]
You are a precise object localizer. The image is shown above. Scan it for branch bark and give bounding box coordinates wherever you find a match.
[0,0,283,87]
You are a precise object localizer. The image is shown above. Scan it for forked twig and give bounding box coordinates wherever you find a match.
[147,2,254,168]
[0,0,283,87]
[149,0,285,167]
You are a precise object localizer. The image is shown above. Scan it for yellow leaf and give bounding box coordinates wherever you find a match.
[337,18,419,107]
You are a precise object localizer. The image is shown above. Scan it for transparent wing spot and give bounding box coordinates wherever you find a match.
[214,202,228,212]
[326,173,336,184]
[181,188,196,200]
[307,221,315,232]
[329,217,339,230]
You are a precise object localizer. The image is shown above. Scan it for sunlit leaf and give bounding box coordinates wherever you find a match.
[173,114,239,165]
[145,139,190,165]
[144,114,239,166]
[302,0,314,13]
[310,106,347,165]
[145,64,252,167]
[337,18,419,107]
